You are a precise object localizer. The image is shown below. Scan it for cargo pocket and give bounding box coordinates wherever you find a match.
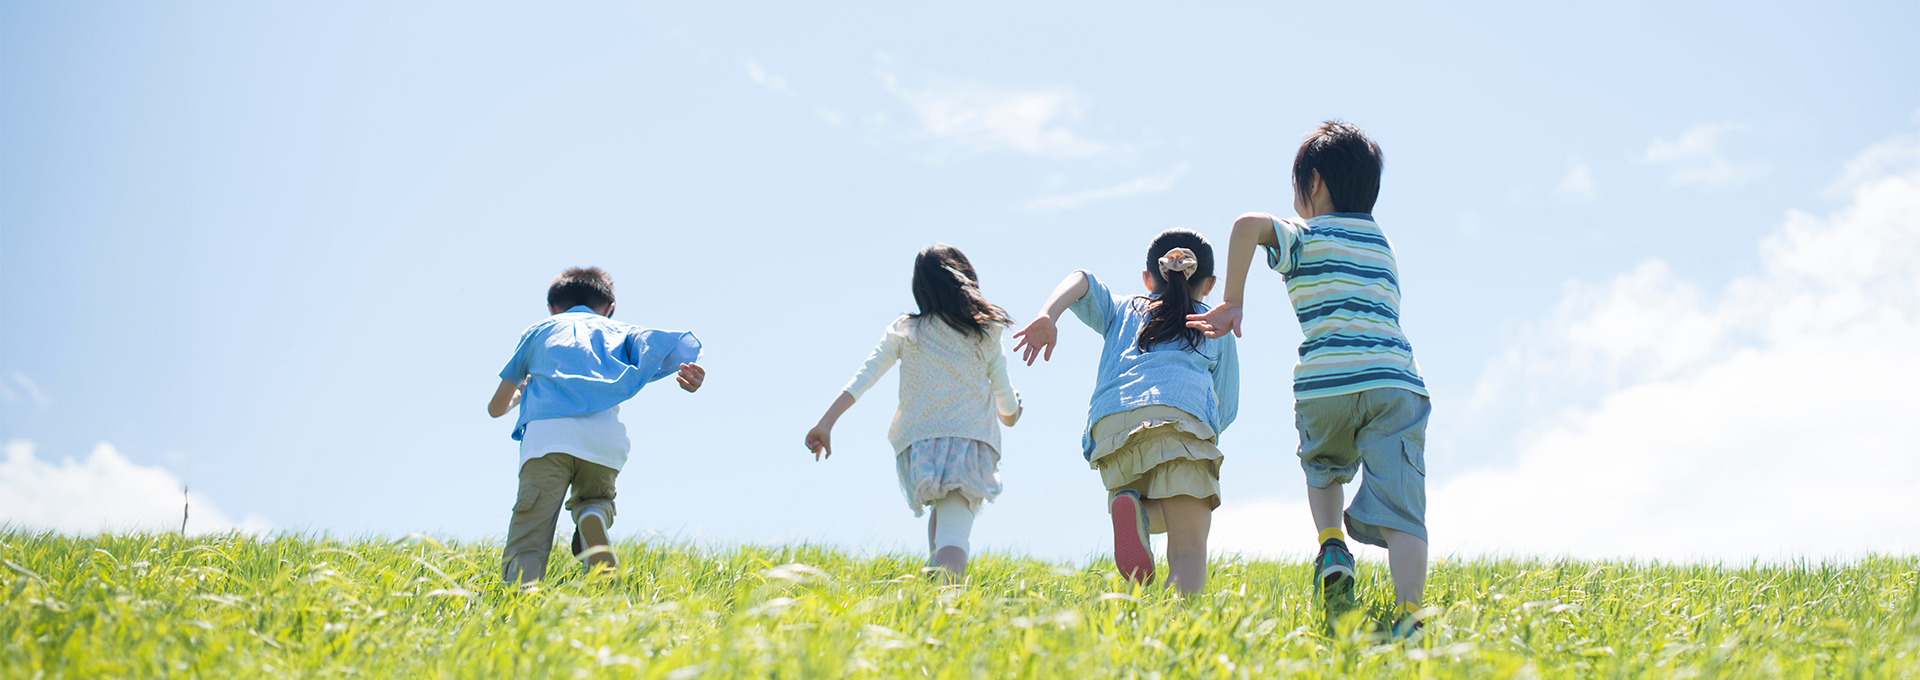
[512,485,541,513]
[1401,438,1426,477]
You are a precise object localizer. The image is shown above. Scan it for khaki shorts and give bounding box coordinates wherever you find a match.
[1297,387,1430,548]
[500,453,618,584]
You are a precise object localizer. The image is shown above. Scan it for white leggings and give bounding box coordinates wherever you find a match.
[930,494,976,553]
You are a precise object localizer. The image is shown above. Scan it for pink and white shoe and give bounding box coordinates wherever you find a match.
[1110,490,1154,585]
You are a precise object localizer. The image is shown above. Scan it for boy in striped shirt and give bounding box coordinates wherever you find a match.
[1187,121,1430,639]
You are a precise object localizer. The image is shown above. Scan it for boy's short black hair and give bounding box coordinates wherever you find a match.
[548,267,615,310]
[1293,121,1384,214]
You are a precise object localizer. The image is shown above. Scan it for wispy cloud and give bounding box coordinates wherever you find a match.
[877,67,1125,160]
[1552,160,1597,202]
[742,57,796,96]
[1643,123,1766,190]
[1025,163,1188,211]
[0,441,270,534]
[1,372,48,410]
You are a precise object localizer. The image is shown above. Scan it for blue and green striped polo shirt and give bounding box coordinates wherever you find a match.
[1263,213,1428,400]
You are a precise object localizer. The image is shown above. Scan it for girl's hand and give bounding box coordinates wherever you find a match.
[1012,315,1059,365]
[804,425,833,461]
[676,363,706,392]
[1185,302,1245,339]
[998,405,1022,427]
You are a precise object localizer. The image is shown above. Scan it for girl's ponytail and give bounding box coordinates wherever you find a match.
[1136,228,1215,354]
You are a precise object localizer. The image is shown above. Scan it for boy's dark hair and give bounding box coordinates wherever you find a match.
[548,267,615,310]
[1137,228,1215,354]
[1293,121,1384,214]
[910,244,1012,338]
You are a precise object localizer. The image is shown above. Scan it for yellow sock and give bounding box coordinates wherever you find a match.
[1317,527,1345,545]
[1397,601,1420,617]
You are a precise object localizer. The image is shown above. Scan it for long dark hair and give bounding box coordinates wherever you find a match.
[909,244,1012,337]
[1137,228,1215,353]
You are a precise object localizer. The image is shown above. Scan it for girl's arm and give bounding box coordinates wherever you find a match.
[986,334,1022,426]
[1213,336,1240,432]
[804,391,856,461]
[1012,271,1091,366]
[1187,213,1281,338]
[805,321,905,460]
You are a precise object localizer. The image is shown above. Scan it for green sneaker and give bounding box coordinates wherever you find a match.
[1312,540,1356,609]
[1390,613,1426,642]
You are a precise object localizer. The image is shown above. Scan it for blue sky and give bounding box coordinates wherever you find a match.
[3,1,1917,561]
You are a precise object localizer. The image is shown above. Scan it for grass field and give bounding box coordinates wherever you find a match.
[3,531,1916,678]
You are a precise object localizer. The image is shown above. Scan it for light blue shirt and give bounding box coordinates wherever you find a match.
[1067,271,1239,459]
[498,306,702,441]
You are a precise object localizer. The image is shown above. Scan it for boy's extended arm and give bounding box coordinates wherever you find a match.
[486,379,521,418]
[1187,213,1280,338]
[1011,271,1091,365]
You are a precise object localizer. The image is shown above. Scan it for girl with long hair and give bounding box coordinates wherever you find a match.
[805,244,1022,579]
[1012,228,1239,594]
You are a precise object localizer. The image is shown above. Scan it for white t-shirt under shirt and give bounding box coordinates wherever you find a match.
[518,406,630,471]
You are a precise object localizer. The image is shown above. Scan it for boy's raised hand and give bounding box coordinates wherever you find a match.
[1011,316,1059,365]
[676,363,706,392]
[1186,302,1245,339]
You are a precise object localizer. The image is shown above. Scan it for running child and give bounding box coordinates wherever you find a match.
[804,244,1022,579]
[488,266,706,584]
[1013,228,1238,595]
[1186,121,1431,637]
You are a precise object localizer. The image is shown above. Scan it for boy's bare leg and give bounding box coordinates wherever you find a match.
[1306,482,1345,532]
[1158,496,1212,595]
[1381,528,1428,606]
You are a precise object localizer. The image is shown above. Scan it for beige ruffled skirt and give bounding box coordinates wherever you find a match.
[1088,405,1223,509]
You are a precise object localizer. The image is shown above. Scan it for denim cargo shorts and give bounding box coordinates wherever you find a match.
[1296,387,1430,548]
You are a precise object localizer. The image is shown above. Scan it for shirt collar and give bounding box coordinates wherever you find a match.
[1320,212,1375,221]
[565,305,595,314]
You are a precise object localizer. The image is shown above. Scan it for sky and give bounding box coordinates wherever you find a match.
[3,1,1917,564]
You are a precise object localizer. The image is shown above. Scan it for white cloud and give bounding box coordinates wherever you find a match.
[1552,161,1597,202]
[1827,134,1920,198]
[1429,135,1920,560]
[742,57,795,96]
[0,441,269,535]
[2,371,48,409]
[877,68,1124,160]
[1643,123,1767,190]
[1209,498,1314,558]
[814,106,845,126]
[1025,163,1188,211]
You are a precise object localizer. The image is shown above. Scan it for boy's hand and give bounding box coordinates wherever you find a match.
[1186,302,1245,339]
[1011,316,1059,365]
[675,363,705,392]
[804,425,832,460]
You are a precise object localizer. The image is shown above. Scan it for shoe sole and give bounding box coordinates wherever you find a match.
[578,513,617,572]
[1110,494,1154,585]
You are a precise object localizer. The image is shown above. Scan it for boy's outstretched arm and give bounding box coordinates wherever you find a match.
[1011,271,1090,366]
[675,363,705,392]
[486,379,521,418]
[1187,213,1279,338]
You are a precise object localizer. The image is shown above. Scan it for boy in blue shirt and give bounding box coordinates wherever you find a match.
[487,267,705,584]
[1188,122,1431,638]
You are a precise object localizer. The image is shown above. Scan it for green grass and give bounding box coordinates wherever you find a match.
[3,531,1916,679]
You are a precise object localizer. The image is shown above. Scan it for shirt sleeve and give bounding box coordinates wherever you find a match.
[497,324,540,383]
[1065,270,1117,336]
[1262,216,1305,275]
[629,329,703,384]
[985,327,1021,417]
[1212,334,1240,433]
[841,317,908,400]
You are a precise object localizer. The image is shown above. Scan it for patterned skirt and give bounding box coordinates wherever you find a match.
[895,437,1003,517]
